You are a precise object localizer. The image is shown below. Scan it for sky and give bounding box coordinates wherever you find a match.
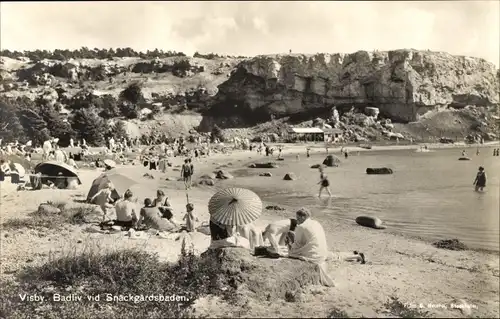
[1,1,499,66]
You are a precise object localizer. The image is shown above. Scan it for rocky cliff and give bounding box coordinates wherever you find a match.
[207,50,499,124]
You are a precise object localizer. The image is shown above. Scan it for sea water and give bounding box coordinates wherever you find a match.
[219,147,500,252]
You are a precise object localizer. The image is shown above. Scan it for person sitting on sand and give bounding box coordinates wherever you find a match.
[138,198,178,232]
[90,182,115,221]
[183,203,198,232]
[473,166,487,192]
[113,190,138,229]
[153,189,172,207]
[318,167,332,198]
[286,208,365,286]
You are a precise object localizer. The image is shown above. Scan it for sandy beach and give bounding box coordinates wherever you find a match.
[1,144,499,318]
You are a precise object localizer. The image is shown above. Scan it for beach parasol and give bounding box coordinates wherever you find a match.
[208,187,262,226]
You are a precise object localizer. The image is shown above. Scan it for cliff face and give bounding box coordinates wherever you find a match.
[209,50,499,123]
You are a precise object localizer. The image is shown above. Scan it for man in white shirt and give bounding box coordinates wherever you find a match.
[287,208,365,264]
[287,208,329,263]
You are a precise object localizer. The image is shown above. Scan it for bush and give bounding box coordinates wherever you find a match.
[119,82,144,105]
[0,97,25,143]
[1,48,186,61]
[98,95,120,119]
[108,120,129,141]
[120,101,139,119]
[211,124,224,142]
[0,244,232,318]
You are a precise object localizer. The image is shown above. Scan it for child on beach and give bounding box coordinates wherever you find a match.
[183,203,199,232]
[473,166,487,192]
[90,182,115,221]
[181,159,193,190]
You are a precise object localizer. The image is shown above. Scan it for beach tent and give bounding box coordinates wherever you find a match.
[34,161,82,184]
[86,171,137,202]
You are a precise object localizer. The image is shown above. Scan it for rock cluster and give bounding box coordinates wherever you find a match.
[211,50,499,123]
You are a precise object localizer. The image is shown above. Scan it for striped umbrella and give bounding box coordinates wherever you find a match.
[208,188,262,226]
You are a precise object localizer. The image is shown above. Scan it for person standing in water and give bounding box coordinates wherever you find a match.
[318,167,332,198]
[306,147,310,158]
[476,148,480,156]
[344,149,349,159]
[473,166,487,192]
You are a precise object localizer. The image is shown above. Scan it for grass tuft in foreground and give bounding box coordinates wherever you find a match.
[1,203,98,231]
[0,243,234,318]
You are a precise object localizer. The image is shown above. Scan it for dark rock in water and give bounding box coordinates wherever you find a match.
[165,177,177,181]
[216,170,234,179]
[277,158,285,161]
[199,179,215,186]
[283,173,297,180]
[366,167,393,175]
[323,155,340,167]
[458,157,471,161]
[172,168,180,171]
[259,172,272,177]
[310,164,325,169]
[266,205,285,211]
[143,173,155,179]
[355,216,386,229]
[250,162,279,169]
[199,247,319,301]
[200,173,216,180]
[432,239,468,251]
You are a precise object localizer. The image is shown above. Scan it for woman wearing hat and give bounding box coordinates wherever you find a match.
[473,166,487,192]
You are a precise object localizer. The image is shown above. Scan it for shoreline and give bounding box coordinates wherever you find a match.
[228,149,500,255]
[1,144,499,318]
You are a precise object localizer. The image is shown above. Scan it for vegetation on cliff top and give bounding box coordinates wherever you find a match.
[0,82,143,146]
[0,48,248,62]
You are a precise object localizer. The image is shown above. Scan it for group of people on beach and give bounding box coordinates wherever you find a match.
[91,185,199,233]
